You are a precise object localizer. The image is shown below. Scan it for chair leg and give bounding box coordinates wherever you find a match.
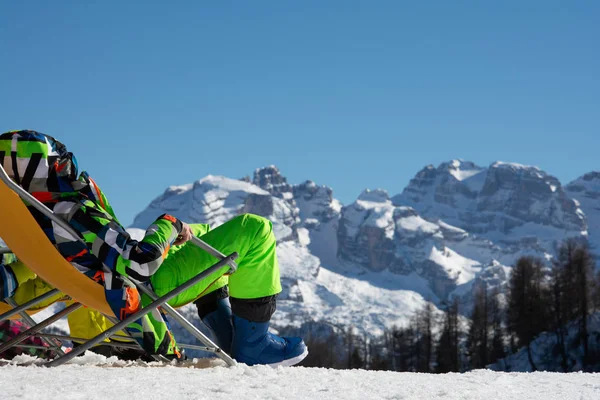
[137,283,236,366]
[46,253,238,368]
[0,289,62,321]
[3,298,65,356]
[0,303,82,354]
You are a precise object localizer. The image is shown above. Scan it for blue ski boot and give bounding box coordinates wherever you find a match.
[201,297,233,354]
[231,314,308,367]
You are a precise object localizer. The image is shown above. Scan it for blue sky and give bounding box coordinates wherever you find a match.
[2,1,599,226]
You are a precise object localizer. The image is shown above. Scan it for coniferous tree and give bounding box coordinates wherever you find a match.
[408,314,424,372]
[549,264,570,372]
[409,314,421,372]
[553,239,596,370]
[436,306,452,373]
[344,329,367,369]
[467,282,488,369]
[571,241,595,369]
[488,288,507,365]
[435,298,460,373]
[594,270,600,312]
[390,325,415,372]
[506,256,549,370]
[349,346,364,369]
[554,239,579,322]
[362,332,370,369]
[415,302,434,373]
[390,327,404,371]
[301,327,346,369]
[383,328,396,370]
[368,336,389,370]
[302,333,337,368]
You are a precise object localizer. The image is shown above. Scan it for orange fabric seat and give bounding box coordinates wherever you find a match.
[0,177,115,318]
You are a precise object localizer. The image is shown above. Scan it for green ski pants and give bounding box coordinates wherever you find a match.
[150,213,282,308]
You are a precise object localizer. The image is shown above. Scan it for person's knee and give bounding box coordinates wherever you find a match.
[236,214,274,239]
[194,286,229,318]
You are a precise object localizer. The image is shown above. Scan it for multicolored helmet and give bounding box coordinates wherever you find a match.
[0,130,81,201]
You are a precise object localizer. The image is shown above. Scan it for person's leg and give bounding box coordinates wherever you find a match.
[152,215,277,359]
[3,260,65,314]
[198,215,306,366]
[101,274,181,360]
[68,307,154,361]
[151,214,281,306]
[194,286,232,354]
[152,214,306,366]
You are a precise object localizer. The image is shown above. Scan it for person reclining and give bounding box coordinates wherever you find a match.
[0,130,308,367]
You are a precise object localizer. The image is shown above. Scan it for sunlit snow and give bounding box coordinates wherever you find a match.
[0,356,597,400]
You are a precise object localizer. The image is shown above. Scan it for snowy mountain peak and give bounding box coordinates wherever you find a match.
[253,165,293,200]
[299,179,317,189]
[393,160,486,210]
[490,161,542,172]
[444,160,485,183]
[394,159,584,237]
[486,161,558,190]
[294,180,332,199]
[199,174,268,194]
[293,180,341,215]
[440,159,481,172]
[566,171,600,196]
[131,174,297,241]
[481,161,562,196]
[582,170,600,181]
[358,188,390,203]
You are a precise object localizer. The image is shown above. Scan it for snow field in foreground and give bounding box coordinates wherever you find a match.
[0,353,598,400]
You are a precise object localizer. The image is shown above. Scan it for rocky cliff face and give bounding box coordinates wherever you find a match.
[336,188,485,299]
[251,166,300,241]
[338,189,398,272]
[335,160,591,302]
[252,165,295,201]
[475,162,585,234]
[391,160,587,267]
[566,171,600,255]
[292,180,341,267]
[393,160,585,237]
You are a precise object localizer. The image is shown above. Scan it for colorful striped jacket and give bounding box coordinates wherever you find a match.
[0,131,184,288]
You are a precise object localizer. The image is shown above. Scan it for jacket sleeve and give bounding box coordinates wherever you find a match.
[54,200,184,282]
[76,171,120,223]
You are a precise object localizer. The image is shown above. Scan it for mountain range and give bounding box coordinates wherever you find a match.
[129,160,600,339]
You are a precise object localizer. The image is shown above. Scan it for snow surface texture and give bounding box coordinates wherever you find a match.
[0,356,598,400]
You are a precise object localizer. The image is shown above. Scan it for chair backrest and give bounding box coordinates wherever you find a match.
[0,176,115,317]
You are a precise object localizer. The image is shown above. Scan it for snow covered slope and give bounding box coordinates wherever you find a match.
[337,188,487,300]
